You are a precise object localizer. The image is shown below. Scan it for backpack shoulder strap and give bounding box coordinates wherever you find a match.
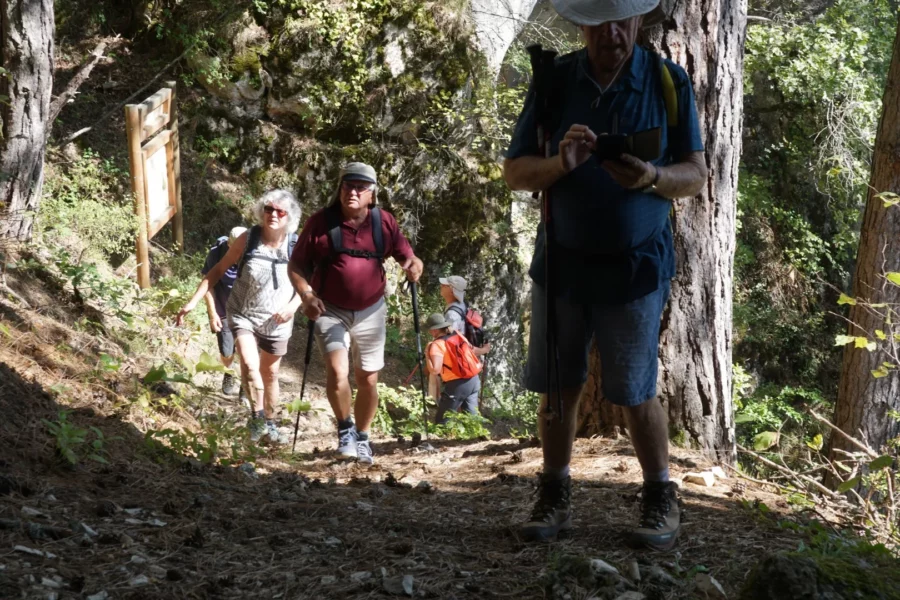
[448,304,466,319]
[287,232,298,258]
[237,225,262,278]
[658,55,679,128]
[370,206,384,259]
[326,205,344,254]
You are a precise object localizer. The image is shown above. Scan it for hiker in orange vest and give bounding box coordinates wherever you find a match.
[423,313,482,424]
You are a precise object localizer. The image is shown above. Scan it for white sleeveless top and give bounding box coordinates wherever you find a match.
[226,234,295,340]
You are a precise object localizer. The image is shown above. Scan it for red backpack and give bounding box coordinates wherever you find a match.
[439,332,482,381]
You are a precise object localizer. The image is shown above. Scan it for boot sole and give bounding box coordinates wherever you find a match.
[630,529,679,551]
[519,517,573,543]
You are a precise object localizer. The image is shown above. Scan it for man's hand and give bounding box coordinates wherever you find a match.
[301,295,326,320]
[559,124,598,173]
[209,313,223,333]
[602,153,656,190]
[401,256,424,283]
[474,342,492,357]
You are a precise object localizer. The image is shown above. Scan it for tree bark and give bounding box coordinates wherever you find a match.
[829,16,900,460]
[0,0,54,242]
[577,0,745,462]
[469,0,540,76]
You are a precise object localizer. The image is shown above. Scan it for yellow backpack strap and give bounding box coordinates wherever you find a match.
[660,61,678,128]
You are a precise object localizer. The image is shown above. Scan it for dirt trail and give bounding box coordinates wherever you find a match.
[0,273,800,599]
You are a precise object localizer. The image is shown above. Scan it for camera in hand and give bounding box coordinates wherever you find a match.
[592,127,662,162]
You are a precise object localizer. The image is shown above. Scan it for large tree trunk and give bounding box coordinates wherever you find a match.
[829,16,900,460]
[0,0,54,242]
[577,0,745,462]
[469,0,540,76]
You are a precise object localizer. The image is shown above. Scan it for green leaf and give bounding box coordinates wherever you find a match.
[837,477,861,493]
[834,335,856,346]
[875,330,887,340]
[287,398,312,414]
[194,352,226,373]
[0,322,10,338]
[143,365,167,385]
[886,272,900,286]
[753,431,779,451]
[866,342,877,352]
[735,412,758,424]
[869,455,893,470]
[854,336,870,349]
[837,293,857,306]
[806,433,824,451]
[98,353,120,372]
[872,367,890,378]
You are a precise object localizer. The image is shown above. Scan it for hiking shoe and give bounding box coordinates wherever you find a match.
[336,426,358,460]
[264,421,288,446]
[248,417,266,443]
[520,474,572,542]
[356,438,374,465]
[631,481,681,551]
[222,373,240,396]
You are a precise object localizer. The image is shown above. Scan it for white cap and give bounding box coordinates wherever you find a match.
[550,0,664,27]
[439,275,467,303]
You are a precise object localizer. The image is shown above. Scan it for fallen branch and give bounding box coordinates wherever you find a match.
[737,444,841,500]
[807,409,878,458]
[722,463,796,495]
[49,40,110,124]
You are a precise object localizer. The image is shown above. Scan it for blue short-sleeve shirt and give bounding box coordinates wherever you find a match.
[201,237,239,317]
[506,45,704,304]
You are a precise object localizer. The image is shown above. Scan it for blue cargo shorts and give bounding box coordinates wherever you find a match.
[524,281,671,406]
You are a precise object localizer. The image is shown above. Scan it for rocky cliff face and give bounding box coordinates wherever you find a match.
[169,1,530,389]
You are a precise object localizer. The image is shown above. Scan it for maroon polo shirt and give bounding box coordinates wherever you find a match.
[291,206,415,310]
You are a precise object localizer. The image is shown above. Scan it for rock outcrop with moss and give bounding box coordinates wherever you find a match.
[165,0,530,387]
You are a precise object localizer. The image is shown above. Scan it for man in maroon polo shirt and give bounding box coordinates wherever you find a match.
[288,162,424,464]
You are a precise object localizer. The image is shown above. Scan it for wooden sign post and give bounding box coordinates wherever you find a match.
[125,81,183,289]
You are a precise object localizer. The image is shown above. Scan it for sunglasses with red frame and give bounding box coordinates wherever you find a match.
[264,205,288,218]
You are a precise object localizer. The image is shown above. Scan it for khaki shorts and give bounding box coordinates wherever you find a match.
[314,298,387,372]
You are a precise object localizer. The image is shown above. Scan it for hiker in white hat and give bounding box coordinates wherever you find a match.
[503,0,708,550]
[439,275,491,357]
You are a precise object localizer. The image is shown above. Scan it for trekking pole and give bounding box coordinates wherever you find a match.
[528,44,564,421]
[409,281,429,439]
[291,322,316,453]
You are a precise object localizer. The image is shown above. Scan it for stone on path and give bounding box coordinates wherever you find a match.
[684,472,716,487]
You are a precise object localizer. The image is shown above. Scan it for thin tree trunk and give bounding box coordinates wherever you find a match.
[578,0,745,462]
[829,16,900,462]
[0,0,54,242]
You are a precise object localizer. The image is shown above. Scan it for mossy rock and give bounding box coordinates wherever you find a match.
[741,552,900,600]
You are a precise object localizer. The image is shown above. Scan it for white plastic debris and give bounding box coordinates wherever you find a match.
[710,466,728,480]
[350,571,372,583]
[590,559,620,577]
[86,592,109,600]
[684,472,716,487]
[128,574,150,587]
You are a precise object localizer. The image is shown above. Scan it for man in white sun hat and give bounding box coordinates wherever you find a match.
[503,0,708,550]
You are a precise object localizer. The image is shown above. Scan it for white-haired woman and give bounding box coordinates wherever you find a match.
[177,189,303,443]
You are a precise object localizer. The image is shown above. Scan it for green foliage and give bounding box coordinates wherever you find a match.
[42,411,115,466]
[40,149,139,261]
[736,0,896,399]
[433,412,491,440]
[52,249,136,323]
[146,411,264,466]
[371,383,430,436]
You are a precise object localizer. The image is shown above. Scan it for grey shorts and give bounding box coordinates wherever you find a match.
[525,282,670,406]
[314,298,387,372]
[215,325,235,358]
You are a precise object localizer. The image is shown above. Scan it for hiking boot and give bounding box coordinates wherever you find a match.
[248,417,266,443]
[520,474,572,542]
[336,425,358,460]
[222,373,240,396]
[356,438,374,465]
[631,481,681,551]
[264,421,288,446]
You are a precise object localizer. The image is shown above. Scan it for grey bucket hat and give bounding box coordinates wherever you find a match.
[550,0,666,27]
[425,313,454,331]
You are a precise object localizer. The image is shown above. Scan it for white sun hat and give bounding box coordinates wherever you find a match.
[550,0,666,27]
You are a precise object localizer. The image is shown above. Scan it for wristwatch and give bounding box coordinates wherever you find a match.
[641,165,661,193]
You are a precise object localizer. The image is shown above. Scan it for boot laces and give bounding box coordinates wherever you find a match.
[639,483,672,530]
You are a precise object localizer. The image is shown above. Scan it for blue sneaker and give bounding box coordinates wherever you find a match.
[336,426,357,460]
[356,438,374,465]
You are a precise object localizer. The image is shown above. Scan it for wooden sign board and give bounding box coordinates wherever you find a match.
[125,83,183,289]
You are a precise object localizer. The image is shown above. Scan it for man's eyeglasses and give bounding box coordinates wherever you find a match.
[342,181,375,193]
[264,205,288,218]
